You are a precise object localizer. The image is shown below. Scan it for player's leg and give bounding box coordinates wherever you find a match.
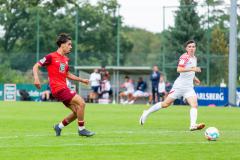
[185,90,205,131]
[70,94,95,136]
[139,88,179,125]
[53,105,77,136]
[139,95,175,125]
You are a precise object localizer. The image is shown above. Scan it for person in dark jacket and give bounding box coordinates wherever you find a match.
[150,65,160,104]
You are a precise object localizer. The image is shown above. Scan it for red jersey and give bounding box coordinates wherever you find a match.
[38,52,69,94]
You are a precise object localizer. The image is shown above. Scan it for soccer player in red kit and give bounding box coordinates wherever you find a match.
[33,33,95,137]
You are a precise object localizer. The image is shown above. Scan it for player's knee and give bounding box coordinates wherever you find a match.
[75,102,85,111]
[77,100,85,109]
[162,101,170,108]
[191,104,198,108]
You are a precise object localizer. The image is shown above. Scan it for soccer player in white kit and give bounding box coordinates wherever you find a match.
[139,40,205,131]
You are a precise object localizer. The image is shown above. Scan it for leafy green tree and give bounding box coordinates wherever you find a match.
[161,0,204,82]
[75,0,132,66]
[122,27,161,66]
[209,25,228,84]
[0,0,133,82]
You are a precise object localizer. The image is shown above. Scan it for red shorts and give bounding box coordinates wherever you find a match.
[52,88,76,107]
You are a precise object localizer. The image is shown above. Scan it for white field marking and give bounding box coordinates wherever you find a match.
[0,141,239,148]
[0,130,239,140]
[0,136,19,139]
[0,131,185,140]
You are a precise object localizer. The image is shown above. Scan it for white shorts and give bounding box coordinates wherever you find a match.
[168,87,196,100]
[123,90,134,95]
[133,90,149,97]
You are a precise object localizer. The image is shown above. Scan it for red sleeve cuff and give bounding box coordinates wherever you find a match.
[38,62,43,66]
[178,64,185,67]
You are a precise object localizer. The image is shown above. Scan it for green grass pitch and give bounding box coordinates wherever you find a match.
[0,101,240,160]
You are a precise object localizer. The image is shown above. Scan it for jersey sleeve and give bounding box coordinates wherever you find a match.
[178,54,189,67]
[38,54,52,66]
[66,65,69,73]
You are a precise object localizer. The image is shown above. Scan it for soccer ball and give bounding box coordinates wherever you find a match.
[204,127,220,141]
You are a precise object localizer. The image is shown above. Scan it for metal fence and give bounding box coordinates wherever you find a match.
[0,2,239,86]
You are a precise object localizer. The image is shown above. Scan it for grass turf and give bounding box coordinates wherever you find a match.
[0,101,239,160]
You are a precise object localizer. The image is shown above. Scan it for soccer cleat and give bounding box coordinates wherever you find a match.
[139,110,148,125]
[53,124,62,136]
[78,129,95,137]
[190,123,205,131]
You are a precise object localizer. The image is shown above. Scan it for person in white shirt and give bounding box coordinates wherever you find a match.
[140,40,205,131]
[120,76,134,104]
[89,68,101,100]
[158,75,166,102]
[99,75,111,99]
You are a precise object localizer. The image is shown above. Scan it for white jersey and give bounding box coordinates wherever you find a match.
[101,80,111,92]
[89,72,101,87]
[172,53,197,89]
[101,80,111,99]
[123,81,134,93]
[158,82,166,93]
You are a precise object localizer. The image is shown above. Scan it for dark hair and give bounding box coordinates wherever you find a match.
[56,33,72,47]
[125,75,129,79]
[184,40,196,48]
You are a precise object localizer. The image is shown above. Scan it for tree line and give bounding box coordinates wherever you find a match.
[0,0,239,85]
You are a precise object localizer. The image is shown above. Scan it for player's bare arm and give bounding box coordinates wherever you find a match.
[194,76,201,85]
[67,72,89,85]
[177,66,201,73]
[33,63,42,89]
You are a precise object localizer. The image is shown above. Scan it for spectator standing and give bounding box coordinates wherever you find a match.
[150,65,161,104]
[89,68,101,101]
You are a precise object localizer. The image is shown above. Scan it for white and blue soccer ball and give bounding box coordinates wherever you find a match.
[205,127,220,141]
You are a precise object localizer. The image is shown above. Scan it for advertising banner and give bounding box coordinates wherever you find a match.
[195,87,240,106]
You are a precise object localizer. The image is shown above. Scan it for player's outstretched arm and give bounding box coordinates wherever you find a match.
[177,66,201,73]
[67,72,89,85]
[33,63,42,89]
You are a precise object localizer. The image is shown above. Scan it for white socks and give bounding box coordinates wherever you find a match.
[79,126,85,131]
[58,122,65,129]
[190,108,198,127]
[145,102,162,116]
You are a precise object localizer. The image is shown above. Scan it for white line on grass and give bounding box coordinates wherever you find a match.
[0,141,239,148]
[0,130,240,140]
[0,136,19,139]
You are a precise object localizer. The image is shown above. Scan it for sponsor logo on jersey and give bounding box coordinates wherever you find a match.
[59,63,66,73]
[179,59,185,65]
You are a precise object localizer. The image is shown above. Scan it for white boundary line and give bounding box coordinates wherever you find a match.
[0,130,239,140]
[0,141,239,148]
